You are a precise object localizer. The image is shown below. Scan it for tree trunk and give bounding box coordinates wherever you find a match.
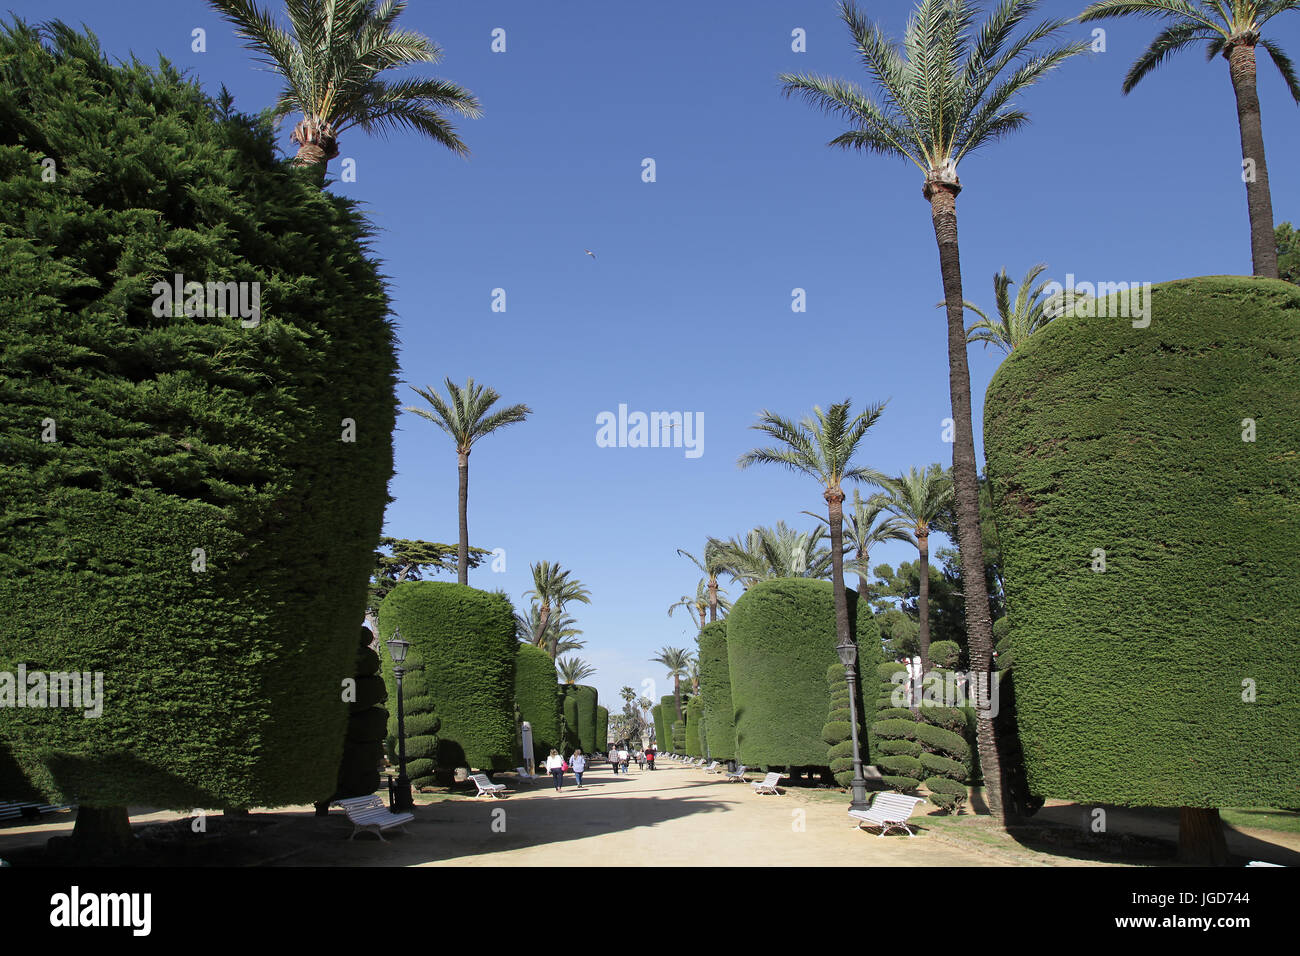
[917,529,931,676]
[1178,808,1230,865]
[708,575,718,622]
[457,450,469,586]
[539,601,552,657]
[291,115,339,189]
[927,179,1006,823]
[674,676,682,722]
[1226,42,1279,279]
[68,806,134,859]
[826,488,852,652]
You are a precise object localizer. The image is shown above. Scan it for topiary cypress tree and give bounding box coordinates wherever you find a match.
[697,620,735,761]
[672,719,687,753]
[569,684,598,753]
[513,643,561,764]
[685,696,703,757]
[822,663,859,788]
[562,689,580,752]
[332,628,390,799]
[727,579,879,769]
[378,582,516,773]
[985,276,1300,862]
[651,703,665,751]
[595,705,608,753]
[660,695,677,750]
[0,21,397,850]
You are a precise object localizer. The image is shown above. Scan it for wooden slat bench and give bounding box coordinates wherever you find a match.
[470,773,507,798]
[848,792,926,837]
[334,795,413,842]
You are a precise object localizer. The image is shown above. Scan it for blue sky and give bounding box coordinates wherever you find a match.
[17,0,1300,708]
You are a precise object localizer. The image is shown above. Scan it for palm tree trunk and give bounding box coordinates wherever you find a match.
[708,575,718,622]
[674,676,682,722]
[1178,807,1229,865]
[69,806,133,859]
[927,180,1006,823]
[1226,42,1279,279]
[456,450,469,586]
[826,489,852,650]
[539,602,553,657]
[917,530,931,677]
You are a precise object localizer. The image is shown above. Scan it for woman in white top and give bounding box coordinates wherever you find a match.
[544,748,565,791]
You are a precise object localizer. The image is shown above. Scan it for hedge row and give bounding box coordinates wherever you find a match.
[696,620,736,760]
[513,643,561,764]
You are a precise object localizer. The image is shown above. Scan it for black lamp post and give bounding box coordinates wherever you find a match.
[386,628,413,812]
[836,636,870,812]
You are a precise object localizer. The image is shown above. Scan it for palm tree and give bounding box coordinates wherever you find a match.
[668,579,732,630]
[1078,1,1300,279]
[878,465,955,677]
[515,604,585,656]
[651,646,694,722]
[208,0,482,184]
[806,488,911,598]
[962,263,1061,355]
[556,657,595,685]
[710,522,834,586]
[404,378,530,585]
[523,561,592,659]
[676,539,730,621]
[780,0,1085,824]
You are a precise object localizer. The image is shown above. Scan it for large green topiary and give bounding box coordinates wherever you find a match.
[379,582,517,773]
[332,628,390,799]
[0,23,396,814]
[660,695,678,749]
[569,684,599,754]
[985,277,1300,819]
[513,643,561,764]
[685,696,703,757]
[672,719,687,753]
[697,620,736,760]
[595,705,608,753]
[822,663,863,787]
[726,579,880,769]
[651,703,664,751]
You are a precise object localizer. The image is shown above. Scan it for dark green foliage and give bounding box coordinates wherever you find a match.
[876,755,924,784]
[563,690,580,751]
[985,276,1300,808]
[925,775,968,813]
[660,695,677,748]
[0,23,397,808]
[928,640,961,669]
[513,643,561,763]
[920,752,967,782]
[876,661,909,711]
[382,646,439,788]
[651,704,665,751]
[876,707,914,722]
[332,629,389,798]
[696,620,735,760]
[685,696,703,757]
[727,579,880,768]
[917,706,966,734]
[569,684,599,754]
[822,662,862,787]
[671,719,687,752]
[878,739,922,758]
[379,582,516,772]
[871,718,918,741]
[595,705,608,752]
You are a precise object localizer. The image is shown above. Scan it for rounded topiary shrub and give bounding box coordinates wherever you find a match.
[513,643,561,764]
[379,582,517,773]
[332,628,390,798]
[925,775,968,813]
[985,276,1300,812]
[672,719,687,753]
[0,23,397,813]
[697,620,736,760]
[928,640,961,670]
[727,579,880,768]
[381,644,439,788]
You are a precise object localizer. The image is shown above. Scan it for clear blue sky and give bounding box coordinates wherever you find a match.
[17,0,1299,708]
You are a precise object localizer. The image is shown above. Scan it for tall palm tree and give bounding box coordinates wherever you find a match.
[208,0,482,184]
[515,604,585,656]
[1078,1,1300,279]
[710,522,834,586]
[556,657,595,685]
[780,0,1085,824]
[676,539,730,621]
[404,378,530,585]
[668,579,732,630]
[878,465,955,677]
[651,646,694,722]
[962,263,1061,355]
[523,561,592,659]
[806,488,911,598]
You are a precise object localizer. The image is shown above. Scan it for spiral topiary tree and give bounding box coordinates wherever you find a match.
[985,276,1300,863]
[0,21,398,854]
[378,582,517,774]
[727,579,879,770]
[331,628,390,800]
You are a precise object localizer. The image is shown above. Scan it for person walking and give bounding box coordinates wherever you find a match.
[571,749,587,789]
[646,747,656,771]
[618,746,630,774]
[545,748,565,791]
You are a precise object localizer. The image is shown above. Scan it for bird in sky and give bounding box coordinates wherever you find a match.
[584,249,596,259]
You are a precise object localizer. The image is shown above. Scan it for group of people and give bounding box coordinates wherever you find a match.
[540,744,657,791]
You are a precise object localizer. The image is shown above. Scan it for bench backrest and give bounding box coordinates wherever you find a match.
[338,795,385,815]
[870,792,924,820]
[730,765,747,775]
[470,773,495,788]
[759,772,781,787]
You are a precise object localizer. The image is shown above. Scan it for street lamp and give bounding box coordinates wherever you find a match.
[836,636,870,812]
[386,628,413,812]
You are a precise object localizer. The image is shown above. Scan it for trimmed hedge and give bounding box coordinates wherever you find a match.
[0,23,397,809]
[672,719,687,752]
[595,705,609,753]
[379,582,517,773]
[685,696,703,757]
[985,276,1300,808]
[383,644,439,788]
[697,620,736,760]
[660,695,678,748]
[562,689,580,752]
[651,703,665,752]
[928,640,961,669]
[822,663,860,787]
[513,643,561,764]
[727,579,880,768]
[569,684,599,754]
[333,629,389,798]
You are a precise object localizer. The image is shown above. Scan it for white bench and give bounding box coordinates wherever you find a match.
[724,765,748,782]
[702,761,720,773]
[471,773,507,798]
[335,795,413,842]
[848,792,927,837]
[515,766,540,784]
[751,771,783,795]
